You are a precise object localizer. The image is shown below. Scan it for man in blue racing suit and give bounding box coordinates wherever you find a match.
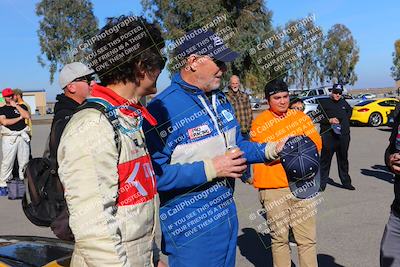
[144,29,285,267]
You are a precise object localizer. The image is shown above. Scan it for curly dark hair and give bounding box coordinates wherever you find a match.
[90,15,165,86]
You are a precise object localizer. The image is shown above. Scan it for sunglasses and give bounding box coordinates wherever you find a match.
[73,75,94,85]
[332,90,342,95]
[211,58,227,70]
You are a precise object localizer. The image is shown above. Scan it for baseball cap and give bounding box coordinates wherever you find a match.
[331,124,342,135]
[279,136,320,199]
[2,88,14,97]
[265,79,289,98]
[175,29,239,62]
[331,83,344,93]
[59,62,94,89]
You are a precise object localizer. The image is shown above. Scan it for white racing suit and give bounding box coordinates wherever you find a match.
[0,126,30,187]
[57,84,159,267]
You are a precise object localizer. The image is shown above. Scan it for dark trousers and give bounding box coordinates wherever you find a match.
[320,133,352,189]
[380,212,400,267]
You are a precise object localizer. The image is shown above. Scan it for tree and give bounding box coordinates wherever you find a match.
[141,0,274,93]
[36,0,98,83]
[322,24,359,85]
[391,39,400,81]
[283,17,324,90]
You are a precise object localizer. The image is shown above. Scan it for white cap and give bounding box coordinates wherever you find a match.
[59,62,94,89]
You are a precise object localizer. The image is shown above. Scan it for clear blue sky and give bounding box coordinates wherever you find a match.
[0,0,398,100]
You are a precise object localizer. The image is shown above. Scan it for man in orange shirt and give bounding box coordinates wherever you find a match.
[250,79,322,267]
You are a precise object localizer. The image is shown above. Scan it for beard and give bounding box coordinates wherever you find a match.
[201,77,221,92]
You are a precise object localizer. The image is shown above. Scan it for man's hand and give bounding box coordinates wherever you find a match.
[9,99,17,107]
[389,153,400,174]
[329,118,340,124]
[275,137,290,154]
[157,260,167,267]
[212,150,247,178]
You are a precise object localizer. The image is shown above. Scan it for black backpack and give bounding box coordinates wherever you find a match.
[22,101,121,231]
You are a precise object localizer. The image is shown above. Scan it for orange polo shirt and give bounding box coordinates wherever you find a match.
[250,109,322,189]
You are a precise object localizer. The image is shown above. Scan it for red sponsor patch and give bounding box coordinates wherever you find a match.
[117,154,157,206]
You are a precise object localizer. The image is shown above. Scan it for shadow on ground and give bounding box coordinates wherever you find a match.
[237,228,342,266]
[317,254,346,267]
[361,164,394,184]
[237,228,274,267]
[378,127,393,132]
[327,178,346,189]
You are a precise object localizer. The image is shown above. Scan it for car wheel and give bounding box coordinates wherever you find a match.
[369,112,383,127]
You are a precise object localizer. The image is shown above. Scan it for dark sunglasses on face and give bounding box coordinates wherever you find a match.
[332,90,342,95]
[73,75,94,85]
[212,58,227,70]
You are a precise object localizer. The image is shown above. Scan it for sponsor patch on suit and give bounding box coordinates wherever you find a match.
[188,124,212,140]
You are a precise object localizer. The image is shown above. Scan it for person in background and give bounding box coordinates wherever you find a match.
[47,61,95,241]
[381,115,400,267]
[289,97,305,112]
[225,75,253,135]
[0,88,31,196]
[225,75,253,186]
[13,89,32,136]
[317,84,355,191]
[11,89,33,178]
[251,79,321,267]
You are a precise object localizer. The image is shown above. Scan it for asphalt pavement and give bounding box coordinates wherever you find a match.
[0,123,395,267]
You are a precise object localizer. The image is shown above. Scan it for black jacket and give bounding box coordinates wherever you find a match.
[49,93,80,241]
[317,97,352,136]
[50,94,80,156]
[385,119,400,217]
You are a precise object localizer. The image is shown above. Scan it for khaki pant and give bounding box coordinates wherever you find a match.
[259,187,318,267]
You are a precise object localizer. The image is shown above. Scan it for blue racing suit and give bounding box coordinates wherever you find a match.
[144,73,276,267]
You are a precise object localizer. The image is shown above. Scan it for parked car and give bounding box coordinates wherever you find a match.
[250,98,262,110]
[356,93,377,100]
[343,94,363,107]
[0,235,73,266]
[299,87,332,97]
[300,95,330,121]
[250,98,267,110]
[350,98,399,126]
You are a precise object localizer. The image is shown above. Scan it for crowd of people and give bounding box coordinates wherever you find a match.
[0,14,399,267]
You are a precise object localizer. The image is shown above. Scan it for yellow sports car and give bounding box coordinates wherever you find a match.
[351,98,399,126]
[0,236,73,266]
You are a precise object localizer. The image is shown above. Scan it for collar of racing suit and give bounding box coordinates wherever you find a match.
[90,83,158,126]
[171,72,228,145]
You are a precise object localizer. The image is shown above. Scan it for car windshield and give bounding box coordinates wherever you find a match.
[355,100,375,106]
